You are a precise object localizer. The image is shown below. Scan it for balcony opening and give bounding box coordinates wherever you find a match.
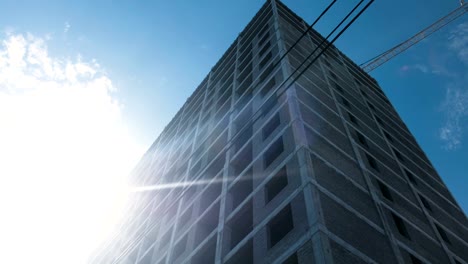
[191,236,216,264]
[232,143,253,175]
[172,234,188,260]
[410,254,422,264]
[378,181,393,202]
[264,137,284,169]
[391,212,410,240]
[366,153,379,172]
[200,181,222,213]
[194,202,220,245]
[229,168,253,210]
[282,252,299,264]
[262,113,280,140]
[268,204,294,248]
[265,166,288,203]
[356,132,369,149]
[178,206,192,231]
[348,112,358,126]
[226,239,253,264]
[404,169,417,185]
[419,195,432,212]
[228,199,253,249]
[436,224,451,245]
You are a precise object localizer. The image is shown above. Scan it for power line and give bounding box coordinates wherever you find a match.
[268,0,338,74]
[227,0,375,177]
[281,0,366,90]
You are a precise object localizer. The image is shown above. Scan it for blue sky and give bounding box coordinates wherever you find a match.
[0,0,467,262]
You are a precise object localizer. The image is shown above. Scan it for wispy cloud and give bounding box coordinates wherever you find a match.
[439,81,468,150]
[449,22,468,63]
[400,63,429,74]
[438,22,468,150]
[64,21,71,33]
[0,31,143,263]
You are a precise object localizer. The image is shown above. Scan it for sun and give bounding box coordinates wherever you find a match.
[0,32,143,264]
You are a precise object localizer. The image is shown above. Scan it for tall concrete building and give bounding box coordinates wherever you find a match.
[92,1,468,263]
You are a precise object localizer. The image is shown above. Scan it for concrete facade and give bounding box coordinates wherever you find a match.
[91,1,468,263]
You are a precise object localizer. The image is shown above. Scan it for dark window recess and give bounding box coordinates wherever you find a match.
[341,97,351,108]
[334,82,343,93]
[323,59,331,67]
[329,71,337,80]
[205,154,225,179]
[375,116,383,125]
[368,102,376,110]
[436,224,451,244]
[190,159,202,179]
[194,203,220,245]
[229,200,253,248]
[230,169,253,210]
[405,169,417,185]
[232,143,252,175]
[201,112,211,126]
[356,132,369,149]
[378,181,393,201]
[265,167,288,203]
[236,75,252,97]
[183,185,197,204]
[226,240,253,264]
[258,41,270,57]
[200,181,222,212]
[234,123,252,152]
[264,137,284,168]
[454,259,462,264]
[178,206,192,230]
[394,148,404,162]
[159,229,172,249]
[366,154,380,172]
[391,213,410,239]
[259,52,273,69]
[419,195,432,212]
[355,78,362,86]
[384,131,393,142]
[262,114,281,140]
[261,95,278,117]
[172,235,188,259]
[259,59,277,83]
[360,89,368,98]
[268,204,294,248]
[240,90,254,110]
[258,30,270,47]
[191,238,216,264]
[282,253,299,264]
[410,254,423,264]
[258,23,270,39]
[260,77,276,97]
[348,112,358,126]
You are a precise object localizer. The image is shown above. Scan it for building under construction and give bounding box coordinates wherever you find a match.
[91,1,468,263]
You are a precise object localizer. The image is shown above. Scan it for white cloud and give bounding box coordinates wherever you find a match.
[0,32,143,263]
[64,22,71,33]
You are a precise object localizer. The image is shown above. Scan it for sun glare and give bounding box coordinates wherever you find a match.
[0,32,143,263]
